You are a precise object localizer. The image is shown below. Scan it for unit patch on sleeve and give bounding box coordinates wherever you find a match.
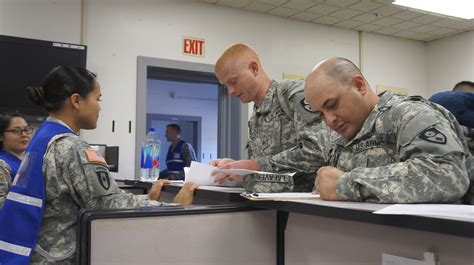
[419,127,447,144]
[300,98,315,113]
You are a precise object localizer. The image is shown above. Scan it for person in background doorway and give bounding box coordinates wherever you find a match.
[0,66,198,264]
[0,111,32,207]
[161,124,197,180]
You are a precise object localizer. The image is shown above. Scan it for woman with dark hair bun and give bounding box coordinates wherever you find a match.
[0,111,32,207]
[0,66,197,264]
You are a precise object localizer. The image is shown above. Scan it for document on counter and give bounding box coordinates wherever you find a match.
[373,204,474,222]
[241,192,320,201]
[185,161,243,187]
[213,168,296,176]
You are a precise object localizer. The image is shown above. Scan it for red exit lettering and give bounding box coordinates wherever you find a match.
[183,37,205,57]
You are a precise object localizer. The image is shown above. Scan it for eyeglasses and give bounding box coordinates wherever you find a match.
[4,127,34,136]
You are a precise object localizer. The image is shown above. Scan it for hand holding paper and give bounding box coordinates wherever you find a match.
[185,161,243,187]
[211,159,261,184]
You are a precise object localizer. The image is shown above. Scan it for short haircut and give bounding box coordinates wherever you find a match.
[452,81,474,92]
[215,43,260,73]
[324,57,362,88]
[166,124,181,134]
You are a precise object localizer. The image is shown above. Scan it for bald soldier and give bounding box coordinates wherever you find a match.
[211,43,330,192]
[304,57,471,203]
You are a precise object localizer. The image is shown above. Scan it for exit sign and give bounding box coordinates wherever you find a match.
[183,36,205,57]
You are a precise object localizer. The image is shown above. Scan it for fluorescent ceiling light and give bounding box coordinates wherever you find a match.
[393,0,474,20]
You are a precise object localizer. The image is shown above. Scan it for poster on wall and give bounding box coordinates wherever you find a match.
[282,73,306,80]
[376,85,410,95]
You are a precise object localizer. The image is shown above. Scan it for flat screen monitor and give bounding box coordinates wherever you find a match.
[0,35,87,117]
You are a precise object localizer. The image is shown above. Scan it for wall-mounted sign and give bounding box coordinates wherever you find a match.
[283,73,307,80]
[183,36,205,57]
[376,85,410,95]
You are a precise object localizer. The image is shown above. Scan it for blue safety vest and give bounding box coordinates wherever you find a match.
[0,121,72,264]
[166,140,185,174]
[0,151,21,181]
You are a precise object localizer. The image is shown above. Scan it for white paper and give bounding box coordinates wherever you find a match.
[244,192,319,200]
[373,204,474,222]
[212,168,296,176]
[141,179,184,184]
[185,161,242,187]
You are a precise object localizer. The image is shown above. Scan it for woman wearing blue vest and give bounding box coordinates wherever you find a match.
[0,111,32,207]
[0,66,198,264]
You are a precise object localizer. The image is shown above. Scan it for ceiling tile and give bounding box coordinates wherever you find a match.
[391,9,425,20]
[391,21,422,30]
[326,0,359,8]
[268,6,300,17]
[373,17,403,27]
[347,1,384,12]
[334,20,363,29]
[390,31,423,40]
[352,12,378,23]
[430,17,464,27]
[355,23,382,32]
[313,16,344,25]
[255,0,288,5]
[448,20,474,30]
[307,4,340,15]
[330,8,362,19]
[216,0,250,8]
[290,11,323,21]
[410,24,438,33]
[371,5,405,17]
[427,27,459,36]
[373,27,401,35]
[244,2,276,13]
[411,14,445,24]
[390,31,436,41]
[374,0,393,4]
[283,0,317,10]
[408,33,437,41]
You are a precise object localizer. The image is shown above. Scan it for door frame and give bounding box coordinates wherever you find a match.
[136,56,248,179]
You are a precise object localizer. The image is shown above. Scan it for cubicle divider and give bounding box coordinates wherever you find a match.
[77,204,276,265]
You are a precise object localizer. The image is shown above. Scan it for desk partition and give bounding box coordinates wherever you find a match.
[77,204,275,265]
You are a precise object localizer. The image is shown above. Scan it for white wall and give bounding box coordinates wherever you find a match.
[3,0,460,179]
[361,32,427,97]
[81,0,360,179]
[0,0,81,43]
[426,30,474,95]
[146,79,218,165]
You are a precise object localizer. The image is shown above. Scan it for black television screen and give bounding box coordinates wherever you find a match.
[0,35,87,117]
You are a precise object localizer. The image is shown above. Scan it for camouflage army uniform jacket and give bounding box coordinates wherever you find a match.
[328,92,470,203]
[0,159,12,207]
[31,118,165,264]
[246,79,330,193]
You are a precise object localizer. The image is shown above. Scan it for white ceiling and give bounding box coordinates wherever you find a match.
[198,0,474,42]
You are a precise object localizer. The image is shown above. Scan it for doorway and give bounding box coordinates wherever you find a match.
[136,57,248,179]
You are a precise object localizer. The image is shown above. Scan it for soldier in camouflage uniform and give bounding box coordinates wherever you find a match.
[304,57,471,203]
[0,66,198,264]
[212,43,330,193]
[0,159,11,207]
